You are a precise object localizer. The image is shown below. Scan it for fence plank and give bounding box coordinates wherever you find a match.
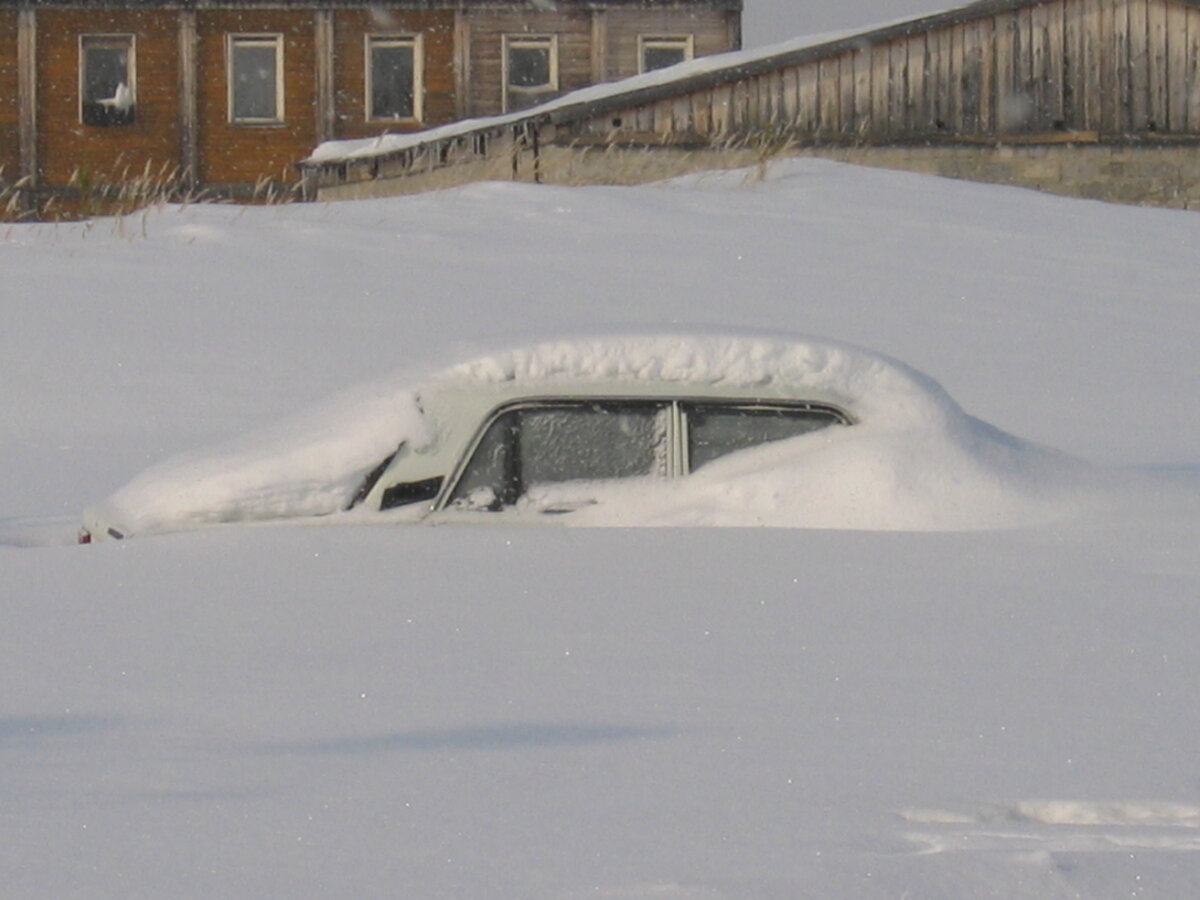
[819,57,841,136]
[1129,0,1149,130]
[1148,0,1168,131]
[1166,1,1187,130]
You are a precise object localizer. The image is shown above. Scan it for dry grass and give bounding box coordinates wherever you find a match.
[1,157,303,224]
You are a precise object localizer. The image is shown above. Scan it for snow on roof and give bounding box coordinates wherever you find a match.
[305,7,952,166]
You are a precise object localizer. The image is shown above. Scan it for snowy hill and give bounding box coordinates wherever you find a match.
[3,160,1199,899]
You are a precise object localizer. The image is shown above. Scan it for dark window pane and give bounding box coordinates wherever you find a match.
[508,46,551,88]
[643,45,687,72]
[232,44,278,120]
[370,44,415,119]
[686,405,843,471]
[81,41,135,126]
[83,46,127,103]
[380,476,443,510]
[450,403,666,510]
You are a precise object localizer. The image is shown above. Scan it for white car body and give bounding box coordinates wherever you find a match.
[80,333,1083,540]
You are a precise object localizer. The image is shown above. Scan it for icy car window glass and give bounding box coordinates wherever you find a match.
[685,404,844,472]
[449,402,667,509]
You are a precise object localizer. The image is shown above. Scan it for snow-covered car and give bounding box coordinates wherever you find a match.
[79,333,1083,540]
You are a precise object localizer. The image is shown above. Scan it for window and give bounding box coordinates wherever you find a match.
[449,402,669,510]
[444,399,848,512]
[80,35,135,126]
[503,35,558,111]
[366,35,422,121]
[684,403,843,472]
[638,35,694,74]
[228,35,284,124]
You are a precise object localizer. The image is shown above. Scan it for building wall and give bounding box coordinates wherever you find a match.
[464,8,596,117]
[808,142,1200,208]
[316,138,1200,211]
[331,7,457,142]
[0,9,18,180]
[571,0,1200,144]
[463,6,738,117]
[35,8,181,189]
[195,9,317,189]
[0,1,742,214]
[603,7,736,79]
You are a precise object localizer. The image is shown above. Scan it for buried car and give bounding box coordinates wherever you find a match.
[80,333,1089,540]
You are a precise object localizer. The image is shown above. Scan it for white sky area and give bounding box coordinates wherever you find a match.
[743,0,944,46]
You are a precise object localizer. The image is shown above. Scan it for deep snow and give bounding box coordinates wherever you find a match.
[3,159,1200,899]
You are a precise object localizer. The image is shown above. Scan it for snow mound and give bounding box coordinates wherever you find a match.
[85,381,431,538]
[85,333,1097,536]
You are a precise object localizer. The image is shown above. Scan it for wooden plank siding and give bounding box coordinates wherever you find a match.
[464,9,593,117]
[303,0,1200,203]
[330,8,457,143]
[36,8,182,188]
[1,1,741,214]
[0,9,18,180]
[194,9,317,188]
[603,8,733,78]
[1188,4,1200,129]
[560,0,1200,145]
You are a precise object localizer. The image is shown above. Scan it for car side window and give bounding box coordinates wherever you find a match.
[684,403,845,472]
[448,402,668,510]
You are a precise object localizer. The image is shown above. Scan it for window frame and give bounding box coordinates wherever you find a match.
[365,33,424,123]
[502,33,559,112]
[445,400,673,510]
[436,397,850,512]
[79,33,137,127]
[637,34,695,74]
[227,33,285,125]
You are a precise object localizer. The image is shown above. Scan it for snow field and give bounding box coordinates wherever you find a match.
[3,158,1200,898]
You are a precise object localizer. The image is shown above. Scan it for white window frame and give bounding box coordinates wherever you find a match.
[502,34,558,112]
[637,34,694,74]
[79,34,136,125]
[227,33,285,125]
[365,34,424,123]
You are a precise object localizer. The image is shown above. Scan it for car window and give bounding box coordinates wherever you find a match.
[684,403,844,472]
[448,402,669,509]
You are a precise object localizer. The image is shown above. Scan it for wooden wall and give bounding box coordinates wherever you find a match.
[603,8,735,79]
[1,1,741,211]
[462,5,738,116]
[194,9,317,188]
[464,8,596,117]
[0,9,17,179]
[574,0,1200,143]
[35,8,181,187]
[331,8,457,142]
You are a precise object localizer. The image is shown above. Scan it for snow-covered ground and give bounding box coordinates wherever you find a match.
[4,160,1200,898]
